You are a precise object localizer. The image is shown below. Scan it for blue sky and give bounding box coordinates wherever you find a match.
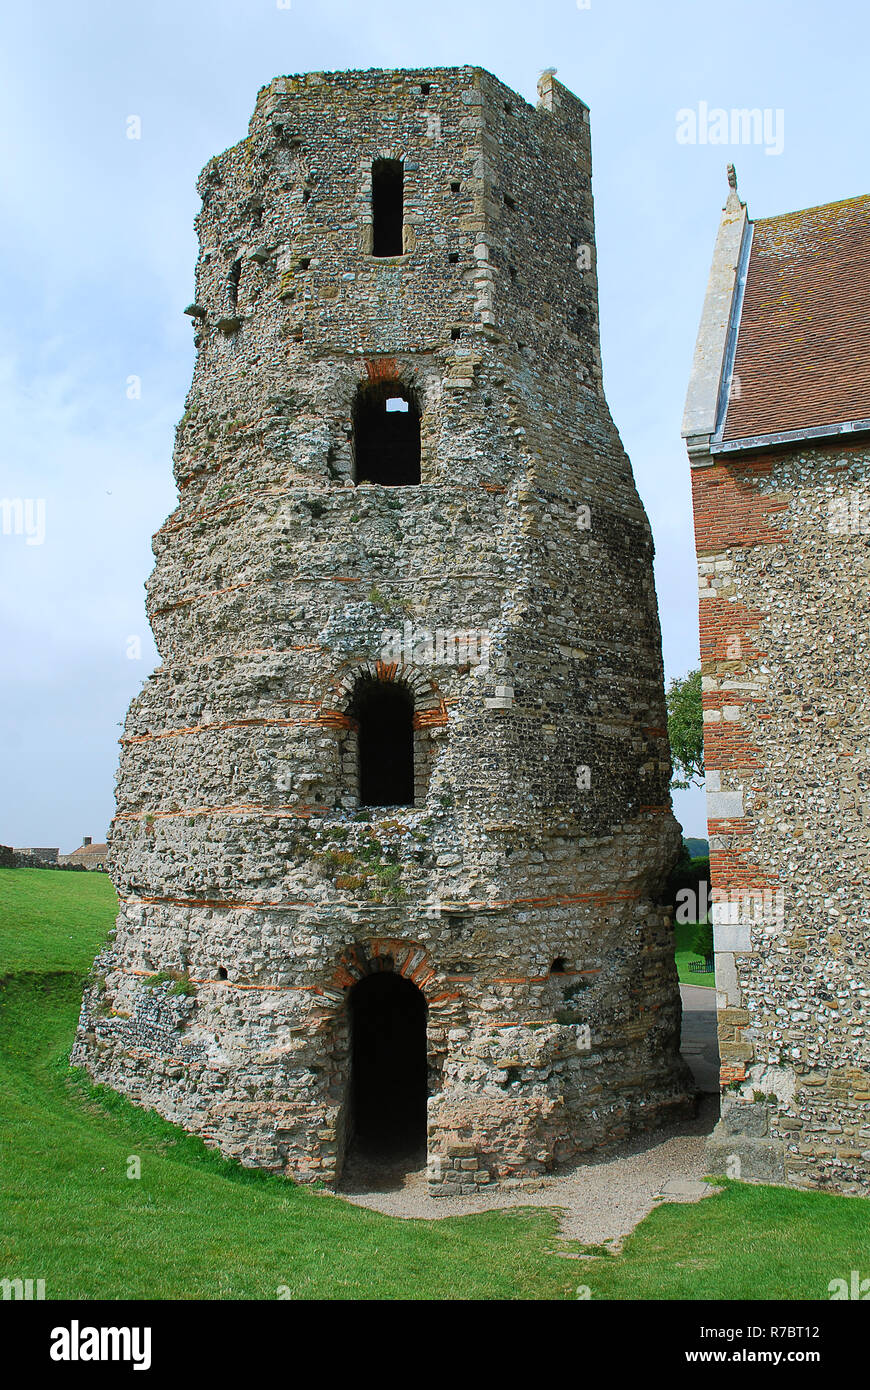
[2,0,866,850]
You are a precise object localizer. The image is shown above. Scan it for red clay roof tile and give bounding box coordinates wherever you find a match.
[721,194,870,441]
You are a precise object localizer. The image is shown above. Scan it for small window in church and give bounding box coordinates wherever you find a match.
[372,159,404,257]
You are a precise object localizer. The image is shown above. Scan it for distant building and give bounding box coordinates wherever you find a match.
[13,847,59,865]
[59,837,108,871]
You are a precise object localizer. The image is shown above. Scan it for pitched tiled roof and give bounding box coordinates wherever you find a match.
[68,843,107,861]
[721,194,870,442]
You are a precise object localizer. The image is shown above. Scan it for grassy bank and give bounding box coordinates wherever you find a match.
[1,867,863,1301]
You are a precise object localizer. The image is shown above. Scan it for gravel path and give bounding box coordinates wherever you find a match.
[332,985,721,1247]
[335,1096,720,1247]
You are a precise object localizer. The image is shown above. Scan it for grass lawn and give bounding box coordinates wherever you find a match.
[674,919,715,988]
[0,867,864,1301]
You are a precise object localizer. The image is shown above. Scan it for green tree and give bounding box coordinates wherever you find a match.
[666,668,704,789]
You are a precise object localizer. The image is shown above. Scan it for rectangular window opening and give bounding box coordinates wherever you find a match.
[372,159,404,257]
[227,259,241,309]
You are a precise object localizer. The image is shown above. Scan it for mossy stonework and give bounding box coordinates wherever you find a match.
[73,67,693,1190]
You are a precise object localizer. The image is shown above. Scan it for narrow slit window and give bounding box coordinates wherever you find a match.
[227,259,241,308]
[372,159,404,257]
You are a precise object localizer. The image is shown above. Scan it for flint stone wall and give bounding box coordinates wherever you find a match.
[693,440,870,1195]
[73,67,693,1188]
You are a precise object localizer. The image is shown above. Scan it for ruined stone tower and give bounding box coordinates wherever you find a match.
[74,67,693,1190]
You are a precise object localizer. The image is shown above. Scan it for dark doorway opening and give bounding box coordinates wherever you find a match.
[349,970,427,1157]
[351,678,415,807]
[372,158,404,257]
[353,383,421,486]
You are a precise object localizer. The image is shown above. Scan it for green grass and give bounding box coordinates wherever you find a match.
[572,1181,870,1301]
[0,866,117,973]
[0,868,865,1301]
[674,919,715,988]
[0,869,574,1300]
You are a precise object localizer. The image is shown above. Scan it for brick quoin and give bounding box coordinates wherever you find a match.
[691,459,790,553]
[720,1064,746,1085]
[698,598,767,664]
[707,817,780,890]
[702,720,762,770]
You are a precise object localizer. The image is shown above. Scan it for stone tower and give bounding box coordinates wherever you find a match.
[74,67,693,1191]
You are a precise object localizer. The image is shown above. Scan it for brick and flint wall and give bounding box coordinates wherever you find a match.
[685,184,870,1195]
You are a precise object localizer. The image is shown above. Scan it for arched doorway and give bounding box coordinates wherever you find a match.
[348,970,427,1157]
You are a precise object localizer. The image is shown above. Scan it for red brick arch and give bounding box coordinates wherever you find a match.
[316,660,448,730]
[330,938,439,998]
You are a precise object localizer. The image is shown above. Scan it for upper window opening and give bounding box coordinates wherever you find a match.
[372,159,404,257]
[503,193,516,210]
[227,259,241,308]
[420,82,431,96]
[550,957,568,975]
[353,382,421,486]
[350,677,415,807]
